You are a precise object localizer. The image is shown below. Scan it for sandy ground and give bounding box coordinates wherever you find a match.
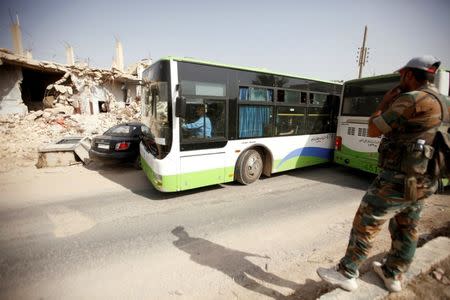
[0,162,448,300]
[386,256,450,300]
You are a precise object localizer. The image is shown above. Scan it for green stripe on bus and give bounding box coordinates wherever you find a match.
[273,156,329,172]
[178,166,235,190]
[141,158,178,192]
[339,144,379,159]
[141,158,235,192]
[142,155,329,191]
[334,145,380,174]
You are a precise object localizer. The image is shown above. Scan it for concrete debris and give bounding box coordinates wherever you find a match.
[0,49,141,117]
[36,136,92,168]
[0,49,146,171]
[0,49,137,81]
[36,151,79,168]
[73,138,92,165]
[431,267,450,284]
[0,102,141,171]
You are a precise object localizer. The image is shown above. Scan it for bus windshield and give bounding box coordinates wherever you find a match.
[141,61,172,158]
[341,75,399,116]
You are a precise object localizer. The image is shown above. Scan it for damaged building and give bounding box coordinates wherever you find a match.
[0,49,143,117]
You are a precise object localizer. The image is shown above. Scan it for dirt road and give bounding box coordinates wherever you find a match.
[0,164,448,299]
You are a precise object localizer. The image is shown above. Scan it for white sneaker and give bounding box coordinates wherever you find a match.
[317,265,358,291]
[372,261,402,292]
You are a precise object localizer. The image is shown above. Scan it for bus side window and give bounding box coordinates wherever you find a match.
[276,106,305,136]
[301,92,307,104]
[309,93,314,104]
[206,100,226,138]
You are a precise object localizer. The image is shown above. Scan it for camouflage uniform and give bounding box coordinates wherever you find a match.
[339,83,442,279]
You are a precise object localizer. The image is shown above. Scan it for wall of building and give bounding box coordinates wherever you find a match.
[0,65,27,116]
[104,81,137,107]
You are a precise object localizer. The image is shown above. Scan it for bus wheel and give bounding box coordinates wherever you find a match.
[235,149,263,185]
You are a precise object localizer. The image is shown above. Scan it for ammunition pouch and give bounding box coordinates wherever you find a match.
[378,138,403,172]
[379,138,434,201]
[404,176,417,201]
[400,143,435,175]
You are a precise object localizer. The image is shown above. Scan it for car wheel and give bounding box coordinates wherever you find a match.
[436,178,444,194]
[235,149,263,185]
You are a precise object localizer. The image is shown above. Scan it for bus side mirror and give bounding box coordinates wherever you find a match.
[175,96,187,118]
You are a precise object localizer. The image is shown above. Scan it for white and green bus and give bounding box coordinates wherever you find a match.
[139,57,341,192]
[334,70,450,176]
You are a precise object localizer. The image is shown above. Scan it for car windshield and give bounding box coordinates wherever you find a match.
[105,125,137,136]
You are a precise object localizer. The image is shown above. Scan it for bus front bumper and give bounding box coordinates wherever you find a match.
[334,151,380,174]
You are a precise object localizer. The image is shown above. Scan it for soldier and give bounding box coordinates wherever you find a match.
[317,55,444,292]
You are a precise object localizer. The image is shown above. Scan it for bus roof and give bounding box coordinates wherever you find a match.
[344,73,398,84]
[157,56,342,86]
[345,68,450,84]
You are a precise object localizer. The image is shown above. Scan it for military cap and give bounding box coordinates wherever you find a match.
[397,55,441,74]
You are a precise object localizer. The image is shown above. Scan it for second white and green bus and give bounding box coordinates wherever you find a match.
[334,70,450,177]
[139,57,341,192]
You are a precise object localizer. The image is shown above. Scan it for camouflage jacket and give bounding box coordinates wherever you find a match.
[372,83,443,176]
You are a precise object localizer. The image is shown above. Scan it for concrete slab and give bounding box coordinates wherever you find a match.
[38,136,84,152]
[319,237,450,300]
[36,136,91,167]
[73,137,91,164]
[36,151,78,168]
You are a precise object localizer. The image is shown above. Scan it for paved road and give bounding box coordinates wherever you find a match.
[0,164,377,299]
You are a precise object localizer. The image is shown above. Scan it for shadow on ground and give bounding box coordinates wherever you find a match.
[83,161,225,200]
[263,163,376,191]
[172,226,300,300]
[83,161,377,202]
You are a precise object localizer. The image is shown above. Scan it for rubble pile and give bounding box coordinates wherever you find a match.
[0,49,140,117]
[0,103,141,172]
[43,67,126,113]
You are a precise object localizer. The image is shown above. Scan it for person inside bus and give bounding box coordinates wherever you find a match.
[181,105,212,138]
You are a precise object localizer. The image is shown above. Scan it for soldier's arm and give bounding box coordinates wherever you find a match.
[368,94,415,137]
[368,111,383,137]
[368,86,403,137]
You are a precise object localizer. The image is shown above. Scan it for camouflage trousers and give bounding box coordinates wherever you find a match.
[339,171,436,279]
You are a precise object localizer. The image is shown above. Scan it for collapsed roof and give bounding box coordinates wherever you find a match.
[0,48,139,83]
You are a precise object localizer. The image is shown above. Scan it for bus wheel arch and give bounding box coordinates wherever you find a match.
[234,146,272,185]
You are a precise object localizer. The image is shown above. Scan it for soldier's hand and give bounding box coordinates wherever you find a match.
[378,86,402,112]
[383,86,402,103]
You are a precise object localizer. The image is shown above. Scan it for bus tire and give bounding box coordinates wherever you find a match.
[235,149,263,185]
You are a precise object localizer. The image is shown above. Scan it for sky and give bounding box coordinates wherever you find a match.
[0,0,449,81]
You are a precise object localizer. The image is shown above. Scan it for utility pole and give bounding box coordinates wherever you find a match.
[357,26,369,79]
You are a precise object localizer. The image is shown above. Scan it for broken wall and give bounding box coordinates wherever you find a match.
[104,81,137,109]
[0,64,27,115]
